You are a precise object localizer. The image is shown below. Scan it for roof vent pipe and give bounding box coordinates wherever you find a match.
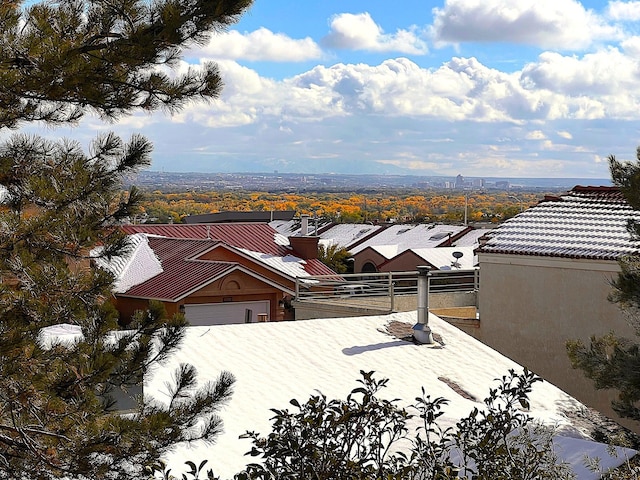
[413,265,434,344]
[300,214,309,236]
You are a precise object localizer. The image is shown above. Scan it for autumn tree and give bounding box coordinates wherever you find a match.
[0,0,251,478]
[567,150,640,422]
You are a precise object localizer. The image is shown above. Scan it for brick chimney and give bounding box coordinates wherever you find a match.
[289,214,319,260]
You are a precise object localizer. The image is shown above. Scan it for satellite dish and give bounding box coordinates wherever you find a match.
[452,251,464,259]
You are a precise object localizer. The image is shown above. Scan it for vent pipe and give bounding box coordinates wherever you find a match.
[413,265,433,344]
[300,214,309,236]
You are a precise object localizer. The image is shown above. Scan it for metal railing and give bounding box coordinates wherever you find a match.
[294,268,479,312]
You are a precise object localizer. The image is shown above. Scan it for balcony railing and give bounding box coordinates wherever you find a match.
[294,268,479,313]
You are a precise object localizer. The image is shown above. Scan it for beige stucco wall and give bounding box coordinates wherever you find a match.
[478,252,638,431]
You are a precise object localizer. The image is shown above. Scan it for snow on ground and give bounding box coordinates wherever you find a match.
[146,311,636,479]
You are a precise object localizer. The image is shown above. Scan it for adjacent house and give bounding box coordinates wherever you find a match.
[145,310,636,479]
[348,224,473,273]
[95,223,336,325]
[184,210,295,224]
[372,245,476,272]
[477,186,640,431]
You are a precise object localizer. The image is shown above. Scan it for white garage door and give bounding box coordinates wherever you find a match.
[184,301,270,326]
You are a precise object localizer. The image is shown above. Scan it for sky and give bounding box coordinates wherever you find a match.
[28,0,640,178]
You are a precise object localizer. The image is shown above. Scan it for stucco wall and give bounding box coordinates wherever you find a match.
[478,253,638,431]
[379,251,425,272]
[117,270,289,324]
[352,249,386,273]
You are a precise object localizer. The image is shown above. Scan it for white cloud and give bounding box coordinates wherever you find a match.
[171,49,640,132]
[468,156,570,176]
[621,36,640,56]
[520,48,640,119]
[322,13,428,54]
[607,1,640,20]
[377,159,448,170]
[193,28,323,62]
[432,0,621,50]
[526,130,547,140]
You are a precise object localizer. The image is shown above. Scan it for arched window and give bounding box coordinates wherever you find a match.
[361,261,377,273]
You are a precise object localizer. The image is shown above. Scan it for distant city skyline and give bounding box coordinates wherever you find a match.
[132,170,612,192]
[28,0,640,178]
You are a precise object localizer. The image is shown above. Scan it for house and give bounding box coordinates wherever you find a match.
[477,186,640,432]
[184,210,295,224]
[374,245,476,272]
[316,222,385,249]
[145,310,636,479]
[95,223,336,325]
[348,224,473,273]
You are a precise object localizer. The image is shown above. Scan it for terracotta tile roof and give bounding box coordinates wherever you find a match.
[478,186,640,260]
[122,237,236,301]
[121,224,289,256]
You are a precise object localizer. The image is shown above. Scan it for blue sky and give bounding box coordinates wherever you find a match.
[31,0,640,178]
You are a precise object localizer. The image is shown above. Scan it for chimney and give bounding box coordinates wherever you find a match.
[413,266,433,344]
[288,214,319,259]
[288,235,319,260]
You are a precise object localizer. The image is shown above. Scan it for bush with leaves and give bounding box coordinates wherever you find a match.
[226,369,573,480]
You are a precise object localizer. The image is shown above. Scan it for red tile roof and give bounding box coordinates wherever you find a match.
[122,224,288,256]
[117,228,338,300]
[478,186,640,260]
[302,258,341,276]
[122,237,236,301]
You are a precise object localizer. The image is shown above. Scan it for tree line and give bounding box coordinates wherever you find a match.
[139,190,548,224]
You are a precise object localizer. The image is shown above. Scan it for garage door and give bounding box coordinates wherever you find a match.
[184,301,270,326]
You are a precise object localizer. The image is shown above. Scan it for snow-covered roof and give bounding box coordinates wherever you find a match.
[407,246,477,270]
[479,187,640,260]
[146,311,635,479]
[317,223,384,249]
[92,234,164,293]
[349,224,469,256]
[451,228,491,248]
[268,219,299,236]
[269,218,332,237]
[370,244,402,259]
[238,248,313,279]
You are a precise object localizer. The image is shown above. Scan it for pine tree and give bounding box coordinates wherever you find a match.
[567,150,640,422]
[0,0,251,478]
